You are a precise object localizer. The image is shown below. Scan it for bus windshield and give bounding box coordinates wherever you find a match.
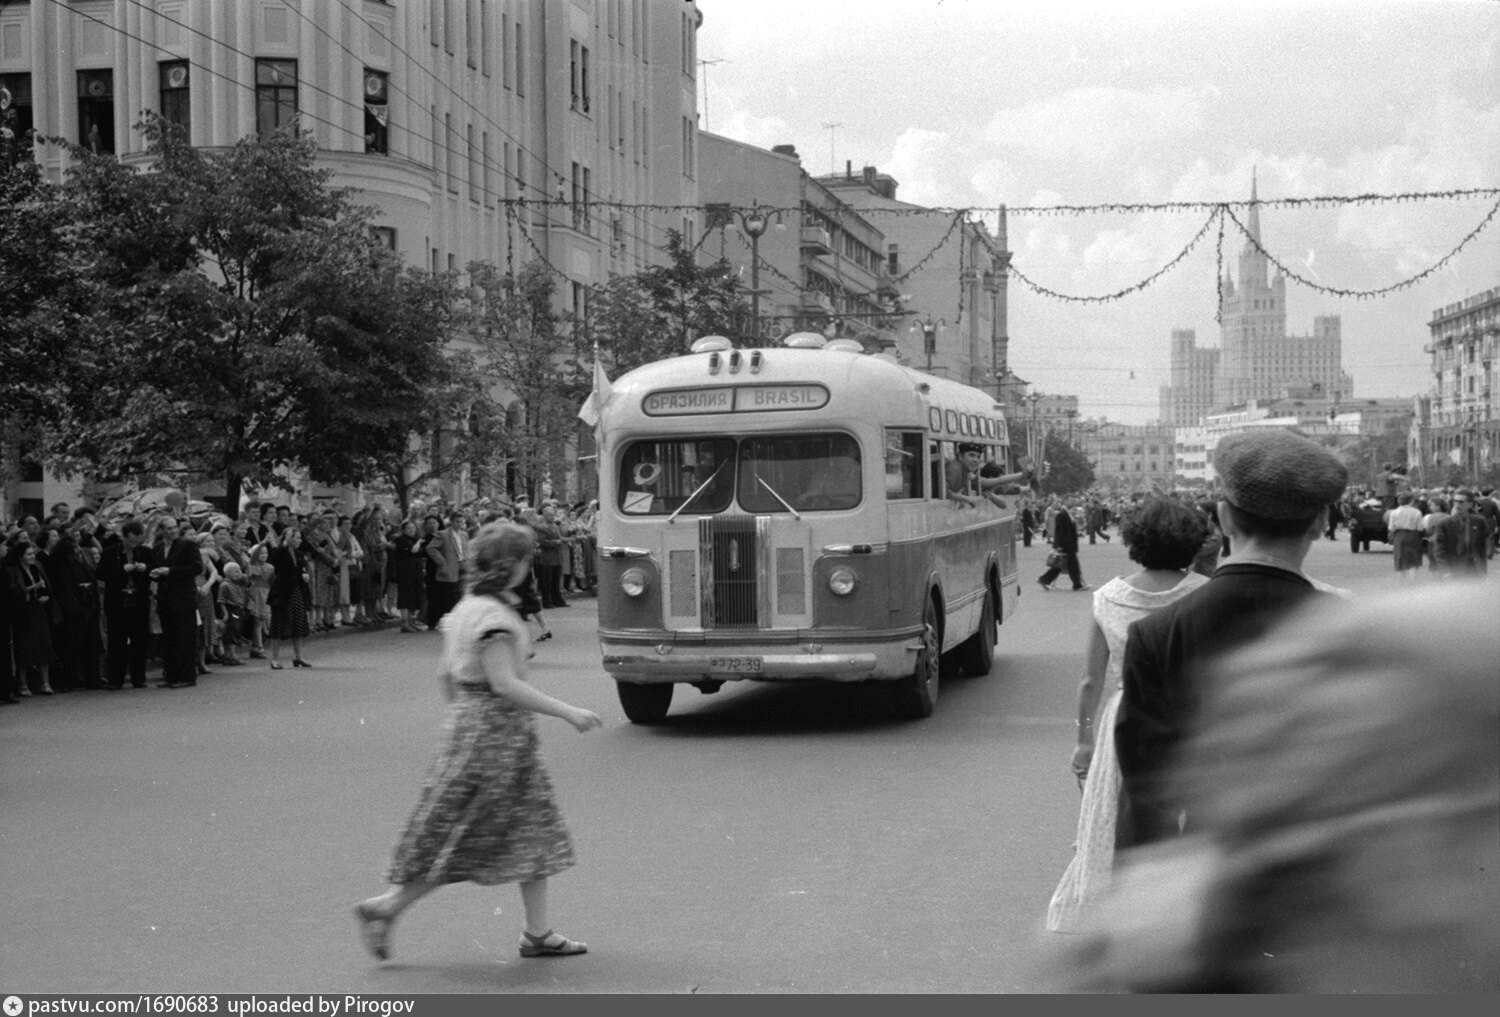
[738,433,861,513]
[618,437,737,516]
[616,432,862,515]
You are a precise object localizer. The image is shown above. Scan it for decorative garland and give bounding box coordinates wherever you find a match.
[1220,197,1500,301]
[1008,208,1223,305]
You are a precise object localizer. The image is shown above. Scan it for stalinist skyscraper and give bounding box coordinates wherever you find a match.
[1160,173,1352,424]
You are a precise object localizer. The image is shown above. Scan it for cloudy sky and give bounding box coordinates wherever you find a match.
[695,0,1500,424]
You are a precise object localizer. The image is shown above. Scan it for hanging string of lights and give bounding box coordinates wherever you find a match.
[1008,208,1224,305]
[1220,197,1500,302]
[894,210,966,283]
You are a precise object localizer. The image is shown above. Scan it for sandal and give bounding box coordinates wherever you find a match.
[519,929,587,957]
[353,902,393,961]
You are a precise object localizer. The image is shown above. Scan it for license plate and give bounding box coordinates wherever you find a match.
[708,656,763,673]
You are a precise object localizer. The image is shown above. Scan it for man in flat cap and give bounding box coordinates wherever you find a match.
[1114,428,1348,848]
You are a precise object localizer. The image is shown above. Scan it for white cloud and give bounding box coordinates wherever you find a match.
[878,128,958,208]
[984,87,1206,167]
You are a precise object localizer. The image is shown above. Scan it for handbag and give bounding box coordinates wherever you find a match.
[1046,550,1065,570]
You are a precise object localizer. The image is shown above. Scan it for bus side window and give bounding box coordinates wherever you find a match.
[928,439,945,501]
[884,429,923,499]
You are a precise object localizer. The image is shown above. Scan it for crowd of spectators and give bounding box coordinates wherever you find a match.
[1,493,599,702]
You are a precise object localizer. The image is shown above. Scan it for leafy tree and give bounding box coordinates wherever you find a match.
[1034,429,1095,496]
[468,261,587,503]
[585,229,749,377]
[29,115,465,516]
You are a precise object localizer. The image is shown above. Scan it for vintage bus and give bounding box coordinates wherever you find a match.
[594,334,1024,722]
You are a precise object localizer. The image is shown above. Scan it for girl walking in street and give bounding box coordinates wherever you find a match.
[266,521,312,670]
[353,521,601,962]
[1046,497,1210,932]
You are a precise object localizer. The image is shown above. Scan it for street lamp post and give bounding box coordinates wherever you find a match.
[1063,408,1078,447]
[735,202,773,342]
[910,315,946,373]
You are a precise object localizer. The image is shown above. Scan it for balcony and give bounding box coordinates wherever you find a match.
[799,226,833,256]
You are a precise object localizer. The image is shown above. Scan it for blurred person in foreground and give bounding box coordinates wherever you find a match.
[1115,429,1348,849]
[1064,582,1499,992]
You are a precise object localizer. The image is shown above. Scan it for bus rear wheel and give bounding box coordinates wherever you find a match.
[955,587,996,677]
[892,599,940,719]
[617,681,673,724]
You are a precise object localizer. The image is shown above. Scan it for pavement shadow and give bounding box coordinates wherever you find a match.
[630,668,995,739]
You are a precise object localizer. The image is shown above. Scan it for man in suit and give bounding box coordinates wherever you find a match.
[1038,497,1087,592]
[151,516,203,688]
[1114,428,1348,848]
[99,518,156,689]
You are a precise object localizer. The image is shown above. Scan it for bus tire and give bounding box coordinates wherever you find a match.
[617,681,673,724]
[955,587,996,677]
[893,598,940,719]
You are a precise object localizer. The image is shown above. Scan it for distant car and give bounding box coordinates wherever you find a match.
[1348,503,1390,552]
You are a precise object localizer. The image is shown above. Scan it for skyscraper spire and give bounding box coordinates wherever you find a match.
[1247,166,1262,246]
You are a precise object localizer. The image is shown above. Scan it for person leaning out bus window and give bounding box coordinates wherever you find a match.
[945,443,986,507]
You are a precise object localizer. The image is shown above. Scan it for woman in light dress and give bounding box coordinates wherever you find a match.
[1047,496,1211,933]
[353,521,602,962]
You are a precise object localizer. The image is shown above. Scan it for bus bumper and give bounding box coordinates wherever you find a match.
[602,648,898,683]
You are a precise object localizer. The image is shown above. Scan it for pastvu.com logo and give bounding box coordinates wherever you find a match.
[4,996,25,1016]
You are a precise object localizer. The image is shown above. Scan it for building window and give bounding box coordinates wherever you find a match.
[78,69,115,153]
[501,13,510,88]
[479,0,491,75]
[466,0,478,67]
[158,61,190,139]
[467,123,478,202]
[1,73,34,162]
[255,59,298,140]
[482,131,493,206]
[514,19,525,96]
[445,113,457,192]
[887,244,900,276]
[570,41,590,112]
[682,115,694,178]
[371,226,397,250]
[363,69,389,154]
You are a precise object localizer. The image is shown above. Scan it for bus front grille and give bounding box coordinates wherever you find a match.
[700,515,759,628]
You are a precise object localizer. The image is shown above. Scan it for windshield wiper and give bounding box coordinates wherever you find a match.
[667,461,729,524]
[753,471,801,519]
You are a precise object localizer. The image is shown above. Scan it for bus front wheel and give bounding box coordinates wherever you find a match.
[617,681,673,724]
[954,587,996,677]
[893,599,940,719]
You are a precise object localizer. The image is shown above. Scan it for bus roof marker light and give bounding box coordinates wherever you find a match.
[691,335,732,353]
[728,350,742,372]
[785,332,826,349]
[748,350,763,373]
[707,352,721,374]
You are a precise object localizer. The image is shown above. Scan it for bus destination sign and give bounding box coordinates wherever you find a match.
[643,384,830,416]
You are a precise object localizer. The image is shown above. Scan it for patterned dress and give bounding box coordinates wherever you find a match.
[386,593,575,886]
[1047,571,1209,933]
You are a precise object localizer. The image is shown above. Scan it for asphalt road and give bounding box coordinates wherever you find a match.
[0,535,1414,993]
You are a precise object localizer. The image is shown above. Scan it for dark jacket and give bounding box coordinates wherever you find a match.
[1051,507,1079,554]
[99,541,157,613]
[1115,563,1335,847]
[155,535,204,614]
[267,543,313,607]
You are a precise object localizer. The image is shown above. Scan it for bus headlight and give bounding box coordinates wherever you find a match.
[828,567,857,596]
[620,567,649,598]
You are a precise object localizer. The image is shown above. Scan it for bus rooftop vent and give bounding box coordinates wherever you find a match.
[824,339,863,353]
[691,335,733,353]
[784,332,826,349]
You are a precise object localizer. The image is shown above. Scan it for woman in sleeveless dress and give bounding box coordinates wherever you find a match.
[353,521,602,962]
[1047,497,1211,933]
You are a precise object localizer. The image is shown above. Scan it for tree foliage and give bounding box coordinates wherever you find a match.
[12,116,467,515]
[468,261,587,503]
[1009,424,1096,496]
[586,230,749,377]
